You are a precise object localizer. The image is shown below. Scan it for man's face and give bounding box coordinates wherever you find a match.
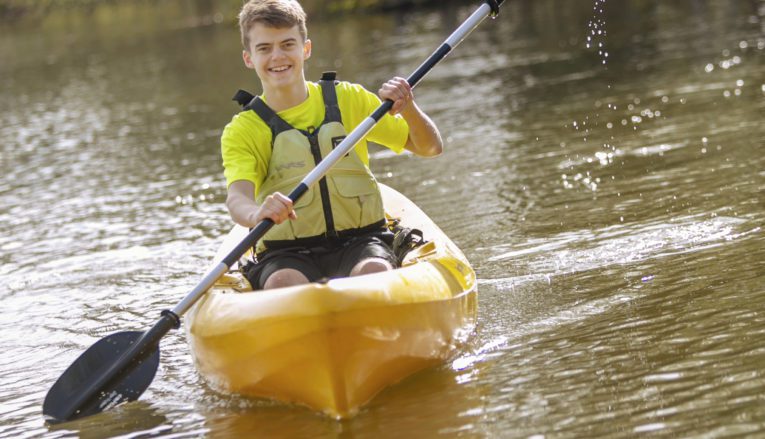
[243,23,311,92]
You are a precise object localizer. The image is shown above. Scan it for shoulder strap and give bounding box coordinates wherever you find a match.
[319,71,341,124]
[246,96,294,136]
[231,89,293,135]
[232,89,255,107]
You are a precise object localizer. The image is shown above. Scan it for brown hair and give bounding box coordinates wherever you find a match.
[238,0,308,51]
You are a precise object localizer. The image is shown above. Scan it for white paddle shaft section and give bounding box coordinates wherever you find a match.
[446,2,493,48]
[172,263,229,315]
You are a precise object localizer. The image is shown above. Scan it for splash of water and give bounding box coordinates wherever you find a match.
[586,0,609,66]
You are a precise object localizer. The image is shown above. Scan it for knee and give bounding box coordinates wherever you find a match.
[350,258,394,277]
[263,268,309,289]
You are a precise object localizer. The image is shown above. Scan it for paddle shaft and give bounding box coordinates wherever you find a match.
[51,0,504,421]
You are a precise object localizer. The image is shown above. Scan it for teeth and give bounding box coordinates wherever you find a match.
[271,66,289,72]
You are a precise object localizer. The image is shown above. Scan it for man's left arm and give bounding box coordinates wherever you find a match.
[378,77,443,157]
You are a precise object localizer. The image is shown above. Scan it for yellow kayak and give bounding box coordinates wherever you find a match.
[186,184,477,418]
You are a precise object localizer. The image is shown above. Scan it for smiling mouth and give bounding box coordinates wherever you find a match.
[269,65,291,73]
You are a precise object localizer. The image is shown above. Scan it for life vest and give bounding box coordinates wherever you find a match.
[233,72,386,253]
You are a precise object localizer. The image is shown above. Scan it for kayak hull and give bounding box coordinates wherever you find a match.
[187,184,476,418]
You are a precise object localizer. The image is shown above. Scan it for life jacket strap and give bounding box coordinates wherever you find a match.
[319,71,341,123]
[261,219,387,253]
[232,89,255,107]
[247,97,294,136]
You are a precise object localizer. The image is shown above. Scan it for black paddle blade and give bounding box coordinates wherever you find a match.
[43,331,160,424]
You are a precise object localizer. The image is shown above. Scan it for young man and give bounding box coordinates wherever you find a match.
[223,0,443,290]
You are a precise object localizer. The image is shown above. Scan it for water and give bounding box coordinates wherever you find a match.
[1,0,764,436]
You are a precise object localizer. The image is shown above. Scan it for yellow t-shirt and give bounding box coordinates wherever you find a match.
[221,81,409,195]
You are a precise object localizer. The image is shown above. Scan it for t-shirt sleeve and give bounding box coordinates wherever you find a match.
[341,82,410,154]
[220,114,270,194]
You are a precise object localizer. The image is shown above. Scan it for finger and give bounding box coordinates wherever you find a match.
[273,192,296,221]
[276,192,293,205]
[390,100,403,115]
[266,208,283,224]
[380,79,412,115]
[379,85,397,102]
[260,206,281,224]
[259,195,287,224]
[392,77,411,95]
[380,80,405,99]
[397,83,412,102]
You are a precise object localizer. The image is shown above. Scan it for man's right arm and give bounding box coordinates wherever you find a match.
[226,180,297,228]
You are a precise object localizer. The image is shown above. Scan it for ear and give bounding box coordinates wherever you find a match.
[303,39,312,60]
[242,50,254,69]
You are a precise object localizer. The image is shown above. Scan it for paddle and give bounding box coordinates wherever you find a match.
[42,0,505,424]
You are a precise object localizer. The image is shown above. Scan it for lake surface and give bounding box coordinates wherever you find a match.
[1,0,764,436]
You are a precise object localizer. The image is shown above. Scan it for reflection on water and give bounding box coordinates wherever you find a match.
[1,0,764,437]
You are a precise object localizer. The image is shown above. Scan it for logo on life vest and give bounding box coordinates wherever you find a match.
[332,136,350,157]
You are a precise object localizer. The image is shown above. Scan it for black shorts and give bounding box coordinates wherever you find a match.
[244,232,397,290]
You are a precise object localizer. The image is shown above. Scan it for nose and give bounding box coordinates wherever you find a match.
[271,47,286,60]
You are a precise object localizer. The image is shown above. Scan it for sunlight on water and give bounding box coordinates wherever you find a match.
[487,214,749,269]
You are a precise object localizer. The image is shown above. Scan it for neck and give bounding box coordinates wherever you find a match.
[263,81,308,112]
